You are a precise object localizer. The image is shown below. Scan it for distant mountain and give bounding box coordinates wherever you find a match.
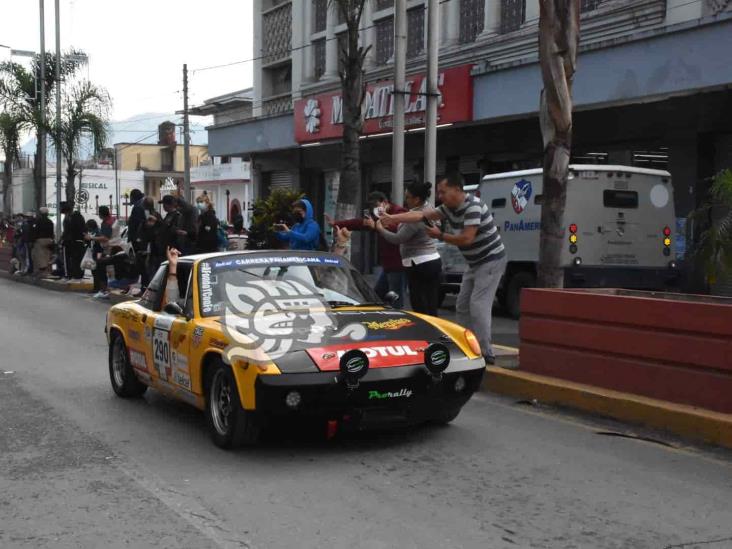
[21,111,211,158]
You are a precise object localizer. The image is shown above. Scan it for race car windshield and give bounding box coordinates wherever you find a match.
[197,255,382,317]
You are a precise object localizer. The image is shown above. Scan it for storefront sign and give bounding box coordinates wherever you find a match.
[294,64,473,143]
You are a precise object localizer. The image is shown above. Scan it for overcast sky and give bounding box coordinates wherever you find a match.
[1,0,254,121]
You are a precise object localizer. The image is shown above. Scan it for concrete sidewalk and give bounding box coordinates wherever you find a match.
[484,366,732,451]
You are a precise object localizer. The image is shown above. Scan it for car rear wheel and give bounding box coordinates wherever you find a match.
[206,361,260,449]
[109,333,147,398]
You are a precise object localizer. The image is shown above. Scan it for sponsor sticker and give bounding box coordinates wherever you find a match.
[200,262,214,314]
[368,388,413,400]
[192,326,205,348]
[171,349,189,373]
[306,340,427,371]
[362,318,414,331]
[129,349,147,370]
[154,316,175,331]
[128,330,142,342]
[174,370,191,390]
[511,178,532,214]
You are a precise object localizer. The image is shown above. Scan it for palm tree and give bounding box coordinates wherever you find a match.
[46,81,111,208]
[0,50,87,209]
[0,111,26,216]
[694,169,732,289]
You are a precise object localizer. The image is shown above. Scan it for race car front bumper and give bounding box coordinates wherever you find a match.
[254,356,485,427]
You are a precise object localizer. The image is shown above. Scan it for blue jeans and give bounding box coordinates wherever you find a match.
[374,270,406,308]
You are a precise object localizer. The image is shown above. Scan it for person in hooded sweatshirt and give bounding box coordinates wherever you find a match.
[274,198,321,251]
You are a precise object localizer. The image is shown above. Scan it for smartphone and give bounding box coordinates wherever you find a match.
[422,217,435,228]
[362,209,371,219]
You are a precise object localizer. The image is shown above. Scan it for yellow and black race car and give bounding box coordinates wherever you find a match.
[105,251,486,448]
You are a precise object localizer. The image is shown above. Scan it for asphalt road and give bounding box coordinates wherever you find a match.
[1,277,731,549]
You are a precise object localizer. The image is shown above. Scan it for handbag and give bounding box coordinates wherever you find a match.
[80,245,96,271]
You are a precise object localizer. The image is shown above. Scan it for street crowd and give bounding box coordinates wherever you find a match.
[1,173,506,363]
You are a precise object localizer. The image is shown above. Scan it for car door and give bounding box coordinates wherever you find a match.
[141,263,193,394]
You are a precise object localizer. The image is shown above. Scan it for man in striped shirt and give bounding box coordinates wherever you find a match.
[382,173,507,363]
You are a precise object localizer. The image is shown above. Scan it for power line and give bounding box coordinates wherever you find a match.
[191,0,708,74]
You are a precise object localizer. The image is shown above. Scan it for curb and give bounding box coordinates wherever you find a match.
[482,366,732,450]
[0,270,135,305]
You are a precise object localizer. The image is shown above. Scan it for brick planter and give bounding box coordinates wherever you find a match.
[519,288,732,414]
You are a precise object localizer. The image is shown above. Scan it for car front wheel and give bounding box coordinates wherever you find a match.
[206,361,260,449]
[109,333,147,398]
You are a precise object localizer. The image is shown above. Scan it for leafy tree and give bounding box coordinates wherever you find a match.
[46,81,111,208]
[246,188,304,250]
[693,169,732,287]
[0,50,88,209]
[536,0,580,288]
[0,111,27,216]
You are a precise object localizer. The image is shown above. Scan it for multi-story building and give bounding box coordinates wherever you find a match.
[114,121,209,201]
[203,0,732,282]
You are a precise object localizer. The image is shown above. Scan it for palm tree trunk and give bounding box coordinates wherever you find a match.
[65,164,76,209]
[537,0,580,288]
[2,164,12,216]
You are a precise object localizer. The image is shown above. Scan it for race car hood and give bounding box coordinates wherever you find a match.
[303,309,447,371]
[211,308,458,371]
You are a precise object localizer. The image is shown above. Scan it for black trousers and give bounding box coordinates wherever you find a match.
[63,240,86,279]
[92,254,128,292]
[406,257,442,317]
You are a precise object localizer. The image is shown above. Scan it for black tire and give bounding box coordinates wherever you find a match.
[433,407,461,425]
[108,332,148,398]
[505,271,536,320]
[205,361,261,449]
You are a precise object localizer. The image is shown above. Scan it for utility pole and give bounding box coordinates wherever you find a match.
[182,63,191,203]
[39,0,47,214]
[424,0,440,193]
[54,0,62,236]
[391,0,407,207]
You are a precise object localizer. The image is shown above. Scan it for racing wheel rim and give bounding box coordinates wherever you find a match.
[111,337,126,389]
[210,369,233,436]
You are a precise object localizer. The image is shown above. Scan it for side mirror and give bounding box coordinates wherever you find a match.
[163,301,185,316]
[384,291,399,307]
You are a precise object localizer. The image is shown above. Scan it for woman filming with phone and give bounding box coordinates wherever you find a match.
[373,181,442,317]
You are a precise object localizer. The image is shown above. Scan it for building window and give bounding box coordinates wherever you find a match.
[267,63,292,96]
[375,0,394,11]
[580,0,603,12]
[313,39,326,79]
[263,3,292,64]
[376,17,394,65]
[459,0,484,44]
[313,0,327,33]
[500,0,525,34]
[337,32,348,74]
[407,7,425,58]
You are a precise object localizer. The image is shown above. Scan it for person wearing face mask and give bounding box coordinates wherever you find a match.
[195,194,220,253]
[274,198,321,251]
[325,191,407,308]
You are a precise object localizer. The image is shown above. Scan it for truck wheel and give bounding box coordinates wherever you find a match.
[206,361,260,449]
[108,333,147,398]
[505,272,535,320]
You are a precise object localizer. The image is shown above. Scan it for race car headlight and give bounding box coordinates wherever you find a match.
[424,343,451,376]
[464,330,481,357]
[339,349,369,388]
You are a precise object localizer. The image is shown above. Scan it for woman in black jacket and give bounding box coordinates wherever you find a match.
[195,195,220,254]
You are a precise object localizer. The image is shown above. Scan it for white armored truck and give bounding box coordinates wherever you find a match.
[438,165,680,318]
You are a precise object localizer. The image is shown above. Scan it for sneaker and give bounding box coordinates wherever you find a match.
[483,354,496,365]
[92,291,110,300]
